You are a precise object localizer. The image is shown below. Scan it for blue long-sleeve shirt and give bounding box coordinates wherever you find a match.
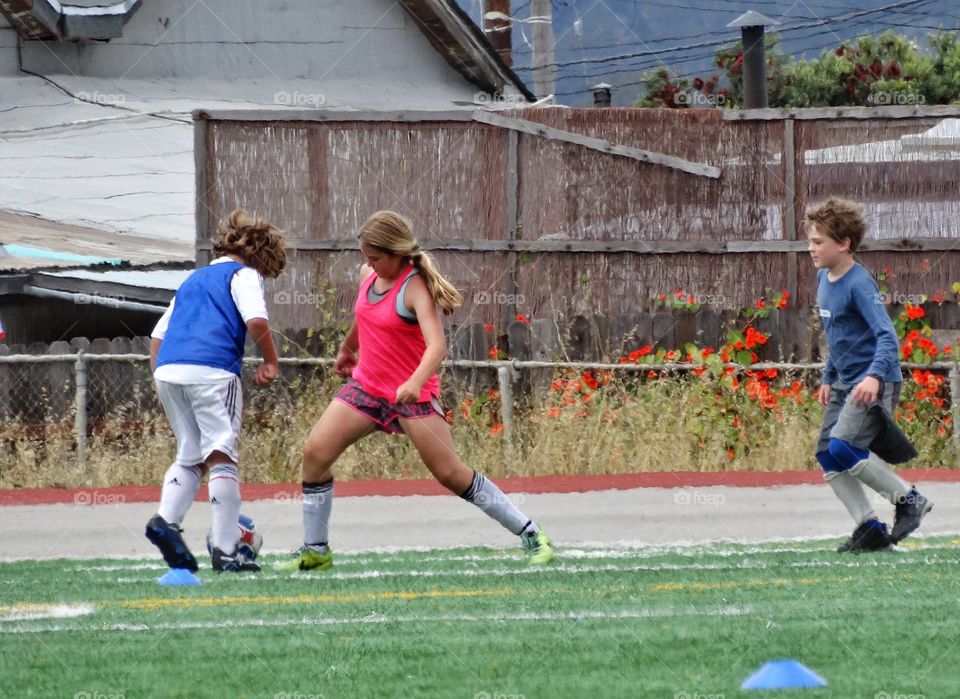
[817,264,902,386]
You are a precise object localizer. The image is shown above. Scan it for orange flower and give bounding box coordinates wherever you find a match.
[581,372,599,390]
[488,389,501,400]
[726,447,735,460]
[488,346,500,359]
[546,406,562,418]
[627,346,653,362]
[905,304,925,320]
[489,423,504,435]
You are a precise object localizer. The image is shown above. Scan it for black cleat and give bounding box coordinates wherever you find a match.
[837,518,893,553]
[211,547,261,572]
[145,514,199,572]
[891,488,933,543]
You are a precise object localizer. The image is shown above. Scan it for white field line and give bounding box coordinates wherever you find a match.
[0,536,901,563]
[105,553,958,585]
[0,605,752,635]
[0,603,96,622]
[62,536,960,574]
[5,530,959,565]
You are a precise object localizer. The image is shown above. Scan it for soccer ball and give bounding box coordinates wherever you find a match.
[206,514,263,559]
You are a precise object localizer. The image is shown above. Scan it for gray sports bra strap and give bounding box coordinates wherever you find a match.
[396,269,419,322]
[365,269,419,323]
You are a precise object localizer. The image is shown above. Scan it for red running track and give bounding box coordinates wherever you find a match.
[2,468,959,506]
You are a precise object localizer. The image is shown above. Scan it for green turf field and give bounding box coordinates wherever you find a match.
[1,539,957,698]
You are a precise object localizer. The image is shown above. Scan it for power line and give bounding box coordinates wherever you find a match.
[516,0,942,70]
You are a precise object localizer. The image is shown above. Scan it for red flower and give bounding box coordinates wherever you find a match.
[484,323,494,333]
[581,372,599,390]
[627,346,653,362]
[516,313,531,324]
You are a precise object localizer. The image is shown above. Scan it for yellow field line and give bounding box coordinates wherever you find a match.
[109,587,526,612]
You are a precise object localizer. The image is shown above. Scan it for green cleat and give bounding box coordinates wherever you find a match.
[522,528,555,565]
[275,545,333,572]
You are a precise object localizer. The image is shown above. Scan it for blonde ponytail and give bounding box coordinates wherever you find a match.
[358,211,463,315]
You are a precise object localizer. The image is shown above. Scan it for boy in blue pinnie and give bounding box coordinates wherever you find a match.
[806,197,933,553]
[146,209,286,572]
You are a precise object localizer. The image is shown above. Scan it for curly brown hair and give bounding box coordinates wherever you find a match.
[803,197,867,252]
[212,209,287,277]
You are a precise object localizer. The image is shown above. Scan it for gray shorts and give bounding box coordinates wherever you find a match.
[815,380,901,454]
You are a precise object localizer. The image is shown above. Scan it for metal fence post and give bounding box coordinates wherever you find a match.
[497,364,515,460]
[74,352,88,468]
[951,363,960,455]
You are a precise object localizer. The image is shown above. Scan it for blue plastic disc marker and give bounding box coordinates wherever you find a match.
[157,568,202,586]
[741,659,827,690]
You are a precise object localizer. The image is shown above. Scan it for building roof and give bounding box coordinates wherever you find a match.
[0,210,191,272]
[0,0,531,98]
[0,0,534,255]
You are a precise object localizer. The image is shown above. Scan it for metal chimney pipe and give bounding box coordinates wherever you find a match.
[727,11,779,109]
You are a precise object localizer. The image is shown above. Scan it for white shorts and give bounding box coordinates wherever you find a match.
[155,376,243,465]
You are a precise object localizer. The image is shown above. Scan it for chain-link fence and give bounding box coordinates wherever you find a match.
[0,352,957,488]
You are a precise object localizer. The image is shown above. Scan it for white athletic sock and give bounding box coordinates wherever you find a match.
[461,472,537,537]
[303,480,334,551]
[208,463,241,555]
[824,471,875,525]
[849,453,910,504]
[156,463,202,526]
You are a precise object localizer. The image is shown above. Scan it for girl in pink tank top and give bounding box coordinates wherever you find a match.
[278,211,555,573]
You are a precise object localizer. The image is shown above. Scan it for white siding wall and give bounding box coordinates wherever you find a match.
[21,0,469,90]
[0,12,19,74]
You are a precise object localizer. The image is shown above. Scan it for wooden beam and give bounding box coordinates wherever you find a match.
[198,237,958,255]
[724,105,960,121]
[194,118,209,268]
[193,109,476,124]
[471,111,722,178]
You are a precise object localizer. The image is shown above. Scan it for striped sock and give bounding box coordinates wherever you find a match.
[208,463,241,555]
[460,471,536,536]
[303,480,334,551]
[157,463,202,526]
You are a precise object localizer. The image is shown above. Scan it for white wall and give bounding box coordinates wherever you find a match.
[0,12,19,74]
[20,0,470,90]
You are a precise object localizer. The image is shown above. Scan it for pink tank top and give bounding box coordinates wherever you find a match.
[352,265,440,402]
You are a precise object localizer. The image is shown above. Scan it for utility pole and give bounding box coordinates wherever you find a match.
[530,0,555,97]
[483,0,513,67]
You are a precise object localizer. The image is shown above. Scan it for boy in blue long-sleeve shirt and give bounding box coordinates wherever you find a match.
[806,197,932,552]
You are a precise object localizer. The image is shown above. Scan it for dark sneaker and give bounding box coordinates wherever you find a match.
[211,547,261,572]
[837,518,893,553]
[891,488,933,543]
[145,514,198,572]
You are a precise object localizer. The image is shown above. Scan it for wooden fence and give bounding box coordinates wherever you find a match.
[191,105,960,360]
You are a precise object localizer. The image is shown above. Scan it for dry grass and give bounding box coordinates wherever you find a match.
[9,368,937,489]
